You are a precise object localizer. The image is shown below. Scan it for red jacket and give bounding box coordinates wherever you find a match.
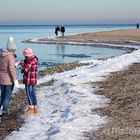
[21,55,38,85]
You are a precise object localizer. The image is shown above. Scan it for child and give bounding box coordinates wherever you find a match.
[20,48,39,115]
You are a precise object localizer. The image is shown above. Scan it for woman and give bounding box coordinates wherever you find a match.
[20,48,39,115]
[0,36,17,117]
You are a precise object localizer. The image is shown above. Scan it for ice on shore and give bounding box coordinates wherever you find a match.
[5,46,140,140]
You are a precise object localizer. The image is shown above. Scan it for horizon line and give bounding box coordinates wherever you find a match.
[0,23,136,26]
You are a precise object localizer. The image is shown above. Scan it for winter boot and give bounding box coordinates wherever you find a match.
[25,105,35,115]
[34,105,38,114]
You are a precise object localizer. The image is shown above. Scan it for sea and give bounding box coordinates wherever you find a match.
[0,24,135,78]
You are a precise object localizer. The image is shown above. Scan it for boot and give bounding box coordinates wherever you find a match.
[25,105,35,115]
[34,105,38,114]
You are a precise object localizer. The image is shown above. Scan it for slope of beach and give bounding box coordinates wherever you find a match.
[1,29,140,140]
[85,63,140,140]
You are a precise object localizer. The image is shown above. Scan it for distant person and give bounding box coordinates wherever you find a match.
[20,48,39,115]
[55,26,60,36]
[0,36,17,118]
[136,23,139,29]
[60,25,65,37]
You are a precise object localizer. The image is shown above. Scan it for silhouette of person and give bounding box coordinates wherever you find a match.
[60,25,65,37]
[55,26,60,36]
[136,23,139,29]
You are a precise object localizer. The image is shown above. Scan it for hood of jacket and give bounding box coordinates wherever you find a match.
[0,49,13,58]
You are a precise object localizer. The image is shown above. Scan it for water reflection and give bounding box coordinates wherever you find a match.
[55,44,92,61]
[56,44,66,60]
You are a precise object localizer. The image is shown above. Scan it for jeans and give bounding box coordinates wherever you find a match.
[0,84,14,112]
[25,85,37,105]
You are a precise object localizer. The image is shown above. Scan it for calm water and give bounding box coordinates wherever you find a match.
[0,24,134,79]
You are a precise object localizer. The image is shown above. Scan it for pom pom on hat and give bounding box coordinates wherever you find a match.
[23,48,33,57]
[6,36,16,51]
[9,36,14,42]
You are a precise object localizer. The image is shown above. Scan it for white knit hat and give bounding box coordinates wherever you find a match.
[6,36,16,51]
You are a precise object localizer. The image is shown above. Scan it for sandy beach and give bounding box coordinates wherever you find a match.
[64,29,140,43]
[1,29,140,140]
[25,28,140,46]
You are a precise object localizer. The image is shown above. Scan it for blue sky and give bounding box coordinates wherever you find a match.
[0,0,140,25]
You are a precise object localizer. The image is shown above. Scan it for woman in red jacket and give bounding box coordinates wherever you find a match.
[20,48,39,115]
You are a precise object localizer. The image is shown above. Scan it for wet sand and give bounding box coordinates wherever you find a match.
[1,29,140,140]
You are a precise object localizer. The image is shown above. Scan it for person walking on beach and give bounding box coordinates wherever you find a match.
[136,23,139,29]
[0,36,17,118]
[60,25,65,37]
[20,48,39,115]
[55,25,60,36]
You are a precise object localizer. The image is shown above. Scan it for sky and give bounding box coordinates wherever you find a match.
[5,44,140,140]
[0,0,140,25]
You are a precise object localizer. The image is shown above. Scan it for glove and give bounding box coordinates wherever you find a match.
[15,61,21,67]
[13,80,19,93]
[14,80,19,88]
